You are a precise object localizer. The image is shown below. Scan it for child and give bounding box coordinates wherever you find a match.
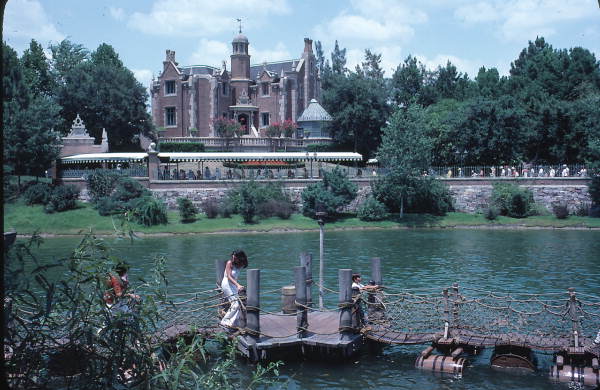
[351,274,380,292]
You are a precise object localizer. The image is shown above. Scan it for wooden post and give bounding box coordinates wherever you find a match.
[443,288,450,339]
[567,287,581,348]
[300,252,313,307]
[452,283,460,330]
[339,269,353,341]
[368,257,384,321]
[318,220,325,310]
[295,266,308,338]
[215,260,226,288]
[245,269,260,356]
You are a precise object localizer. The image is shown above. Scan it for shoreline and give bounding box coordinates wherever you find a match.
[15,224,600,238]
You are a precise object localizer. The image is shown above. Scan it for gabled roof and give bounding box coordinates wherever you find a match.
[250,60,298,80]
[297,99,333,122]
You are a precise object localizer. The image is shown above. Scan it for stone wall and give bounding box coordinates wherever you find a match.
[66,177,592,214]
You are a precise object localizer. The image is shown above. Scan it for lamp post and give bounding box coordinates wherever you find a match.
[316,204,327,310]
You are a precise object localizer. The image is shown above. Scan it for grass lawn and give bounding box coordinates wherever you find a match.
[4,201,600,235]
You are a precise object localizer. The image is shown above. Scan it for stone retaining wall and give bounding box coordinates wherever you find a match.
[65,177,592,214]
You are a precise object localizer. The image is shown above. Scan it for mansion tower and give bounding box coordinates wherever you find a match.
[151,33,321,138]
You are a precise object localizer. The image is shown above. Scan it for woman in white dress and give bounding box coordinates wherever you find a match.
[220,250,248,328]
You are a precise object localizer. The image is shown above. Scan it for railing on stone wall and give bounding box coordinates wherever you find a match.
[430,164,589,178]
[159,136,334,148]
[59,167,148,178]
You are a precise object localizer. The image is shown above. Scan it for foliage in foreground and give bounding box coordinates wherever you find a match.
[4,234,283,389]
[491,183,536,218]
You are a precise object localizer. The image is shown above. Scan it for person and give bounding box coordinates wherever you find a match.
[538,167,544,177]
[490,167,496,177]
[447,169,452,178]
[220,250,248,328]
[351,274,380,293]
[104,262,140,314]
[579,167,587,177]
[549,167,556,177]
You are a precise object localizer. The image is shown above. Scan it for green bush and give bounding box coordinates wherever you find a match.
[306,143,336,152]
[302,168,358,220]
[112,177,150,202]
[202,198,220,219]
[96,196,127,216]
[219,200,234,218]
[44,185,80,213]
[491,183,535,218]
[589,176,600,206]
[159,142,205,152]
[23,183,53,205]
[553,204,569,219]
[132,196,168,226]
[85,169,122,203]
[484,207,499,220]
[257,199,295,219]
[575,203,591,217]
[239,183,258,223]
[177,197,198,223]
[409,178,453,215]
[357,197,389,221]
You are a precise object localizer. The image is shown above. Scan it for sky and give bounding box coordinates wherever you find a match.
[4,0,600,90]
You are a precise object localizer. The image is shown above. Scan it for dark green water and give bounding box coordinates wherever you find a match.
[25,229,600,389]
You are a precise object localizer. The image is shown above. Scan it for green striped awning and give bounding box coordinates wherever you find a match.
[158,152,362,162]
[60,153,148,164]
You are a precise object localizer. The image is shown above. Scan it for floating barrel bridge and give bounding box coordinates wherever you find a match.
[157,255,600,387]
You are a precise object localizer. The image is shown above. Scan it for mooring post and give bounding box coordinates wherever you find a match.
[339,269,353,341]
[245,269,260,358]
[443,288,450,339]
[567,287,581,348]
[452,283,460,329]
[295,266,308,338]
[215,259,226,288]
[300,252,313,307]
[368,257,384,321]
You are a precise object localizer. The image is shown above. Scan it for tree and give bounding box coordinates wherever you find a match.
[331,40,347,75]
[358,49,385,80]
[391,55,424,107]
[21,39,55,97]
[265,122,282,151]
[57,43,153,150]
[375,104,433,217]
[3,43,61,182]
[49,39,89,84]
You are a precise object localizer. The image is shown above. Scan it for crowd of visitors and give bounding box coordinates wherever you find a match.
[440,164,588,178]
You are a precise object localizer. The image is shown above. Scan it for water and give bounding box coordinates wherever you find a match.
[23,229,600,389]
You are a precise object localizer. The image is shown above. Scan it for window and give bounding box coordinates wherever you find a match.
[165,80,176,95]
[261,112,270,127]
[165,107,176,126]
[261,82,269,96]
[222,82,228,96]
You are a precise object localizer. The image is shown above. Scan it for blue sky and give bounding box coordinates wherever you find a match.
[4,0,600,90]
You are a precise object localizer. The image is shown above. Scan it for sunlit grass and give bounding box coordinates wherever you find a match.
[4,201,599,235]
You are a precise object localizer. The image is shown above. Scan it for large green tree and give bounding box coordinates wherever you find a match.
[21,39,55,98]
[3,43,61,181]
[57,43,154,150]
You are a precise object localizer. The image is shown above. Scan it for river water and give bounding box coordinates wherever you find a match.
[28,229,600,389]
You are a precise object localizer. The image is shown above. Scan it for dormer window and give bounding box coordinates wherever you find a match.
[165,80,176,95]
[261,82,269,96]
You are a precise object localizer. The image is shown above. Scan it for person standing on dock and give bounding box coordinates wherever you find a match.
[220,250,248,328]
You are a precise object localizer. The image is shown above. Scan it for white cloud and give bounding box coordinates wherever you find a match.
[133,69,154,88]
[250,42,291,64]
[188,39,230,67]
[4,0,65,52]
[415,53,481,78]
[314,0,426,45]
[128,0,290,37]
[454,0,597,42]
[109,6,126,21]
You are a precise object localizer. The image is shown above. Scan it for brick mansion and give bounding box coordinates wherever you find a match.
[150,32,328,140]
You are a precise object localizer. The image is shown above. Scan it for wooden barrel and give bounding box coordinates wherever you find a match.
[415,354,465,375]
[550,365,600,387]
[282,285,296,314]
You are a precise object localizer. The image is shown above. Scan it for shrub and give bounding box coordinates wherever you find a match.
[302,168,357,220]
[491,183,535,218]
[112,177,150,203]
[553,204,569,219]
[44,185,80,213]
[306,143,336,152]
[23,183,53,205]
[257,199,295,219]
[239,183,258,223]
[177,197,198,223]
[357,197,389,221]
[484,207,499,220]
[589,176,600,208]
[408,177,453,215]
[96,196,127,216]
[202,198,220,219]
[132,196,168,226]
[158,142,205,152]
[85,169,122,203]
[219,201,234,218]
[575,203,591,217]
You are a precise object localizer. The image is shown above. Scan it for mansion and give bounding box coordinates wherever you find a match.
[150,33,327,140]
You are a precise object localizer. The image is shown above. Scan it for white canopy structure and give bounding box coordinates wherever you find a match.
[60,153,148,164]
[157,152,362,162]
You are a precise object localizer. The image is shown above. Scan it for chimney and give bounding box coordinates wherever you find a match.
[304,38,313,53]
[165,50,176,63]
